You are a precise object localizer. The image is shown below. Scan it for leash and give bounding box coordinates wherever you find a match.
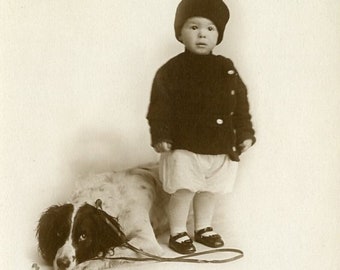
[122,242,243,263]
[89,241,243,264]
[93,199,244,264]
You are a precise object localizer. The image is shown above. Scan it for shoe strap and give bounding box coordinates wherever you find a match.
[171,232,192,243]
[195,227,213,236]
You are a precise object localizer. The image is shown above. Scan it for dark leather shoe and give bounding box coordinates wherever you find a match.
[169,232,196,254]
[194,227,224,248]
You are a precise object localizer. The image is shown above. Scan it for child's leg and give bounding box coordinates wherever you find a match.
[193,191,224,247]
[193,191,217,234]
[168,189,197,254]
[168,189,195,237]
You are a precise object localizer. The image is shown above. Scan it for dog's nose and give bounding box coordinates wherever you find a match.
[56,256,71,269]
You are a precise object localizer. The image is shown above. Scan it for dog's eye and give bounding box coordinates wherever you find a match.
[79,233,87,242]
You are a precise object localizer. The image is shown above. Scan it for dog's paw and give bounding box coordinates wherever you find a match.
[112,246,136,258]
[74,260,103,270]
[74,258,127,270]
[127,239,164,257]
[143,244,164,257]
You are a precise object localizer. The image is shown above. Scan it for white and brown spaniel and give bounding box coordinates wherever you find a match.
[36,164,169,270]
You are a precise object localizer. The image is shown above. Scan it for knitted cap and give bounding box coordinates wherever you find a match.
[174,0,230,44]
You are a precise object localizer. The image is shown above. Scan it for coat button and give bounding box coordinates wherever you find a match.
[231,90,235,95]
[232,146,237,152]
[230,112,234,116]
[216,118,224,125]
[227,70,235,75]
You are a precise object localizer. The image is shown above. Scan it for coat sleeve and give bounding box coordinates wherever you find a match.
[231,64,256,146]
[146,69,173,147]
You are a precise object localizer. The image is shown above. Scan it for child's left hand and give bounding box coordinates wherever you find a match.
[238,139,252,153]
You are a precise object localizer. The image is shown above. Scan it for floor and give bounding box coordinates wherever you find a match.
[5,179,339,270]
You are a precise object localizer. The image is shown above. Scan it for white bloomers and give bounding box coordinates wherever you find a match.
[160,149,238,194]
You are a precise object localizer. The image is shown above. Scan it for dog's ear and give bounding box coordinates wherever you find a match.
[73,203,128,262]
[36,204,74,264]
[96,209,127,248]
[92,199,127,248]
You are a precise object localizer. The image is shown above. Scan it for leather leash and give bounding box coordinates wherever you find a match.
[89,241,244,264]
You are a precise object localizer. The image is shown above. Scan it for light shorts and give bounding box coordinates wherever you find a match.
[159,149,239,194]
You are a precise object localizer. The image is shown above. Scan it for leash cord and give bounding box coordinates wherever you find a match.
[90,242,244,264]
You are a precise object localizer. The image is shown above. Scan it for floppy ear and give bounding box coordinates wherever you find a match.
[73,203,128,262]
[36,204,74,264]
[93,199,127,248]
[96,209,127,248]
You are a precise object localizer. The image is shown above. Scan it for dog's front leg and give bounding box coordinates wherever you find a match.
[74,258,129,270]
[126,235,164,257]
[123,214,164,256]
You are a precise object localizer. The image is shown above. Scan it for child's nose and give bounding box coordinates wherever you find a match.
[198,29,206,38]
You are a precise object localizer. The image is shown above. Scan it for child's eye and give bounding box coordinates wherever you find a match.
[190,26,198,30]
[208,26,216,31]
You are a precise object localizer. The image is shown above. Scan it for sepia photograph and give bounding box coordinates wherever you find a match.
[1,1,339,269]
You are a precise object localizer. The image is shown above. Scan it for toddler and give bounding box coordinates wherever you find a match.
[147,0,256,254]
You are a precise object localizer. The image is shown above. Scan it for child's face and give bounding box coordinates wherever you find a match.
[179,17,219,55]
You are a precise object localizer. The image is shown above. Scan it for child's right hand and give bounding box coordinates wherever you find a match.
[154,142,172,153]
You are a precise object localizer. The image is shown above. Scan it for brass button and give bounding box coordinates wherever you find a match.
[228,70,235,75]
[231,90,235,95]
[216,119,224,125]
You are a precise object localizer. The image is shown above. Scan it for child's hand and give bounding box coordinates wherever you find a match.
[154,142,172,153]
[238,139,252,153]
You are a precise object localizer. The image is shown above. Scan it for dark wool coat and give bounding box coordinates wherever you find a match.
[147,50,256,161]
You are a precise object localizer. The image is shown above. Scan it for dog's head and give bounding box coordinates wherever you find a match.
[37,202,126,270]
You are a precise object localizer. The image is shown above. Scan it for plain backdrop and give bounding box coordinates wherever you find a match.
[1,0,339,269]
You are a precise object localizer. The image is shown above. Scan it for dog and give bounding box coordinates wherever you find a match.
[36,163,169,270]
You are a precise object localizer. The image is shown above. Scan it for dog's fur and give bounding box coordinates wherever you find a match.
[36,164,169,270]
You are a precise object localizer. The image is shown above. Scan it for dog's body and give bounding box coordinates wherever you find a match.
[37,164,169,270]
